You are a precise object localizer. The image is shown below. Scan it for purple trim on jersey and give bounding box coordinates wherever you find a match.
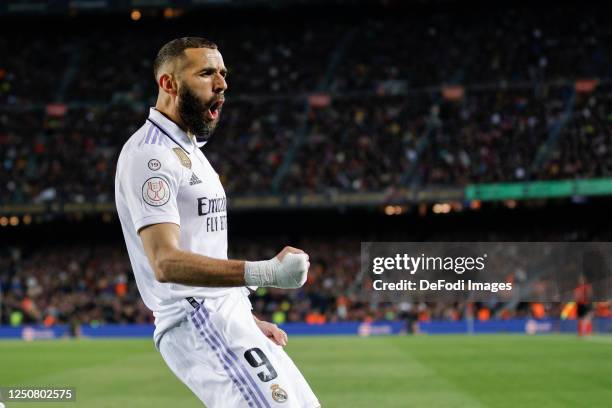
[139,125,164,146]
[142,126,165,146]
[191,311,263,408]
[197,304,272,408]
[143,125,153,145]
[150,129,158,145]
[194,309,269,408]
[146,117,191,153]
[190,314,257,408]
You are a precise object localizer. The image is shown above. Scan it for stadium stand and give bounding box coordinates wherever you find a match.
[2,5,612,204]
[1,2,611,331]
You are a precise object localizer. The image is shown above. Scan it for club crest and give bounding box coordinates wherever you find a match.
[270,384,288,403]
[172,148,191,169]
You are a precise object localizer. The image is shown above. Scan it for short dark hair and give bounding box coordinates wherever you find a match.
[153,37,217,79]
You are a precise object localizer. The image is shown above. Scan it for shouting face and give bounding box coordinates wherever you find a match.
[176,48,228,142]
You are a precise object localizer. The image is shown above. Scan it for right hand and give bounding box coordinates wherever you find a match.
[274,246,310,288]
[275,246,306,261]
[244,246,310,289]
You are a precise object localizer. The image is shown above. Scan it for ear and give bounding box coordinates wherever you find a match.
[158,73,178,96]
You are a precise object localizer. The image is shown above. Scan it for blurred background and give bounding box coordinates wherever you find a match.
[3,2,612,407]
[1,0,611,340]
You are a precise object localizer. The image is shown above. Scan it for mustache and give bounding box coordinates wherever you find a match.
[206,95,225,111]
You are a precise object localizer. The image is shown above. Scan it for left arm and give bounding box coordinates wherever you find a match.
[253,315,288,347]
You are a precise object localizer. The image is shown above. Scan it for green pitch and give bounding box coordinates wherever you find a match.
[1,335,611,407]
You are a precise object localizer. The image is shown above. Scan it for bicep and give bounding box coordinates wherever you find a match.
[139,222,180,277]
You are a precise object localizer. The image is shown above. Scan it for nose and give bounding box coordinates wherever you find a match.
[213,72,227,94]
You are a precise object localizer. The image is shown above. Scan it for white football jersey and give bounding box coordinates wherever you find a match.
[115,107,244,347]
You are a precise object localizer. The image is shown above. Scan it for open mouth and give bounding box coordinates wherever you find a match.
[207,99,224,120]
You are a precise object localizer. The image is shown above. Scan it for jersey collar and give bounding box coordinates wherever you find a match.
[147,108,207,153]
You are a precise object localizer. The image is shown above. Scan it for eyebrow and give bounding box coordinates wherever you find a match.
[197,66,228,75]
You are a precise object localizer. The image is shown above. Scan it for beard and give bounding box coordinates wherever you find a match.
[177,86,221,142]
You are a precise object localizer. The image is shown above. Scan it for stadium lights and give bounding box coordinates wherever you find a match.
[384,205,404,215]
[130,9,142,21]
[163,8,184,19]
[432,203,451,214]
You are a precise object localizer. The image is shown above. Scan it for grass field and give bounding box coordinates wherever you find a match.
[1,335,611,407]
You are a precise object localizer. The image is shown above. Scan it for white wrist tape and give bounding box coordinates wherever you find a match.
[244,253,309,289]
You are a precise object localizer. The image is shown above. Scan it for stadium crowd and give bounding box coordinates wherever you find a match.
[5,83,608,203]
[331,8,612,93]
[2,4,612,329]
[542,84,612,179]
[0,100,303,204]
[415,86,569,185]
[1,6,612,204]
[2,229,610,328]
[0,240,363,327]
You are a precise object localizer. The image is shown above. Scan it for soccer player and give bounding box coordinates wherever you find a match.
[574,274,593,336]
[115,37,320,408]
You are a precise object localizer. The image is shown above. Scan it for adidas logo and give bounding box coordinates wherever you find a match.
[189,173,202,185]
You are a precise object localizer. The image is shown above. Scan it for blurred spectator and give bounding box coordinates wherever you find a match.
[3,6,612,203]
[2,229,611,326]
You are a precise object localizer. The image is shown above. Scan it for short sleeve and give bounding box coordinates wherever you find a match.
[119,146,185,233]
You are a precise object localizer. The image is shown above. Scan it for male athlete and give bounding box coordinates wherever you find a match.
[115,37,320,408]
[574,274,593,336]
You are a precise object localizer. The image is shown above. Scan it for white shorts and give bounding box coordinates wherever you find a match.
[159,290,320,408]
